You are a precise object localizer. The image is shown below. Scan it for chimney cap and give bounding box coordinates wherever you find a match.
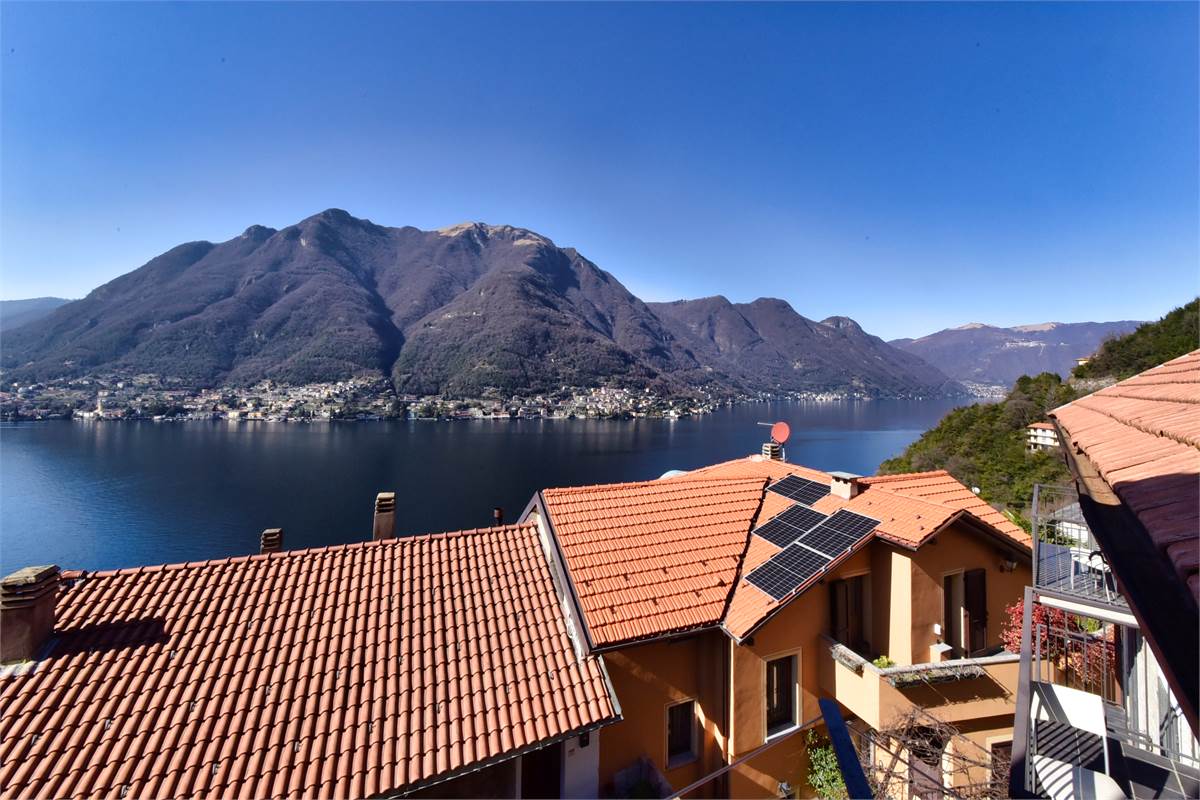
[829,471,861,481]
[1,565,60,588]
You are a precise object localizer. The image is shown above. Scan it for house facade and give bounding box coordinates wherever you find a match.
[524,457,1032,798]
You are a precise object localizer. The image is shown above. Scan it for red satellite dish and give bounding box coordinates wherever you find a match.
[770,421,791,445]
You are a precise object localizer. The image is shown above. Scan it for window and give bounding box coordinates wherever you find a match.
[765,655,797,736]
[666,700,696,765]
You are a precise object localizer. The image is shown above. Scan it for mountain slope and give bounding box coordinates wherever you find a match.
[648,297,960,397]
[0,298,72,332]
[2,210,959,398]
[890,320,1142,385]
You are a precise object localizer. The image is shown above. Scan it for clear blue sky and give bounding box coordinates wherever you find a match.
[1,2,1196,339]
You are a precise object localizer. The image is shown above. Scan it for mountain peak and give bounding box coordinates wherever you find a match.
[435,221,552,248]
[821,315,863,333]
[241,224,276,239]
[953,322,989,330]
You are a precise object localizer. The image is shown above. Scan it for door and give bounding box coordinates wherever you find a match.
[964,569,987,654]
[521,741,563,799]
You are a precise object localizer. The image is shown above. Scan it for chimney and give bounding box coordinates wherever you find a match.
[373,492,396,541]
[260,528,283,554]
[1,565,60,663]
[761,441,783,461]
[830,471,862,500]
[493,507,504,526]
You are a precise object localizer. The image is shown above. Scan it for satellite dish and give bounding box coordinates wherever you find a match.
[770,421,791,445]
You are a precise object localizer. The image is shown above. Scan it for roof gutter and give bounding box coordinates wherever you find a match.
[1052,418,1199,735]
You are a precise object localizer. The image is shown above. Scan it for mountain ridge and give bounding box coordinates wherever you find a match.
[889,319,1143,386]
[2,210,963,399]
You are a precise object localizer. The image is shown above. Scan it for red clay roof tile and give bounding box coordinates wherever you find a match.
[0,525,617,799]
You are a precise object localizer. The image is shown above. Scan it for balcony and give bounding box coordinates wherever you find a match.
[818,635,1019,730]
[1011,488,1200,799]
[1031,484,1128,614]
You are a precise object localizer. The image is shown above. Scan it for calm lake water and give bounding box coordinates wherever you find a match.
[0,399,967,574]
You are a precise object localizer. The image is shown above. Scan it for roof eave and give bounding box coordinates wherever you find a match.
[1054,417,1199,736]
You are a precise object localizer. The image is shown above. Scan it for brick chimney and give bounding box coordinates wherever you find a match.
[373,492,396,541]
[761,441,783,461]
[830,471,862,500]
[260,528,283,554]
[1,565,60,663]
[493,507,504,526]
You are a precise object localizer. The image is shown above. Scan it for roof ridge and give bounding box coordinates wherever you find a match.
[542,475,766,495]
[85,522,539,578]
[860,469,951,483]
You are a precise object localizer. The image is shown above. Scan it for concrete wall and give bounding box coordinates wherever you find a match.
[562,730,600,798]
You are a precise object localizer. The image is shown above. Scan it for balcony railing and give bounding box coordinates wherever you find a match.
[1011,585,1200,799]
[820,636,1019,730]
[1031,484,1128,613]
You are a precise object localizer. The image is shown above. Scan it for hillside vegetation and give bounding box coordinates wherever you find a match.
[1073,298,1198,380]
[881,298,1199,526]
[879,374,1076,525]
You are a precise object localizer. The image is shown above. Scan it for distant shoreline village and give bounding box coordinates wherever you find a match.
[0,373,981,423]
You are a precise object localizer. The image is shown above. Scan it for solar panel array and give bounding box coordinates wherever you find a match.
[767,475,830,506]
[744,507,881,601]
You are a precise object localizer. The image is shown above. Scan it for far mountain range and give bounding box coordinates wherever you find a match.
[890,320,1141,387]
[0,210,1137,397]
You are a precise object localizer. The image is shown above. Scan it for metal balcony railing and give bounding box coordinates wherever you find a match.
[1015,590,1200,799]
[1030,484,1128,613]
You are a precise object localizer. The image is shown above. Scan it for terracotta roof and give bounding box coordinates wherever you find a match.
[541,478,766,647]
[1051,349,1200,604]
[723,469,1031,640]
[541,458,1031,644]
[0,525,618,799]
[858,470,1031,548]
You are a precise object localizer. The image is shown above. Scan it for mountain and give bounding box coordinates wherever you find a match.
[889,320,1142,387]
[648,297,959,397]
[1073,299,1198,382]
[0,298,72,332]
[1,210,960,398]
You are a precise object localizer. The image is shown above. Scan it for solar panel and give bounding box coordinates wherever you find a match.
[754,518,799,548]
[824,510,880,539]
[767,475,830,506]
[772,542,831,583]
[745,560,806,601]
[777,505,828,531]
[799,524,860,557]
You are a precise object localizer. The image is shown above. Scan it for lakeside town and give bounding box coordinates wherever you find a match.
[0,373,984,423]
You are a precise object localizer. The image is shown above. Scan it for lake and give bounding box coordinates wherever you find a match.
[0,398,967,574]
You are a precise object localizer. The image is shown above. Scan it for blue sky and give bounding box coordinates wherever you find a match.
[1,2,1196,340]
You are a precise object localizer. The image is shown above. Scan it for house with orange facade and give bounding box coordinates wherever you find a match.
[522,455,1033,799]
[0,451,1031,799]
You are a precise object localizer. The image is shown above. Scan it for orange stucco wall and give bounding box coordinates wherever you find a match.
[907,524,1030,661]
[597,630,728,798]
